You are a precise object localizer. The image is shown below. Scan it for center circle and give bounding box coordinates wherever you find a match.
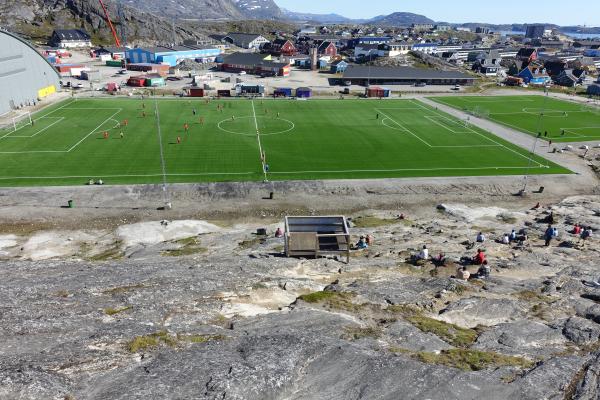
[217,116,295,136]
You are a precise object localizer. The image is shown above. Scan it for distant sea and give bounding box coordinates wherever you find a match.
[499,30,600,39]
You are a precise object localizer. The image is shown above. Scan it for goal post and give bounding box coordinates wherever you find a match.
[0,112,32,132]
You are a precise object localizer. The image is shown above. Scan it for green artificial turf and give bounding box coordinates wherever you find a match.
[431,95,600,143]
[0,97,569,186]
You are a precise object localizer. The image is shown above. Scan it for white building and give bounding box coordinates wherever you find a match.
[50,29,92,48]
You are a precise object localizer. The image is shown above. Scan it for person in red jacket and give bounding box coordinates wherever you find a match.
[473,249,486,265]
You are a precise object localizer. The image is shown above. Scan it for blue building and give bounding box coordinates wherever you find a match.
[348,37,392,48]
[126,45,222,67]
[330,59,348,73]
[517,65,551,85]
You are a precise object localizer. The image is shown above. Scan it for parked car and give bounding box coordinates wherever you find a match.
[415,82,427,87]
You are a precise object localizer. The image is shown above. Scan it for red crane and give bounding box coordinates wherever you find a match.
[98,0,121,47]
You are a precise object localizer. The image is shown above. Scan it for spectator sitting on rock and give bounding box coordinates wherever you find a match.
[476,262,491,279]
[366,234,374,246]
[573,223,582,235]
[275,227,284,238]
[544,225,555,247]
[418,245,429,260]
[473,249,486,265]
[580,227,592,245]
[502,234,510,245]
[433,252,447,267]
[509,229,517,242]
[476,232,486,243]
[356,236,368,250]
[456,266,470,281]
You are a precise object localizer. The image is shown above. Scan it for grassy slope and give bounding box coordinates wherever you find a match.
[0,97,569,186]
[431,95,600,143]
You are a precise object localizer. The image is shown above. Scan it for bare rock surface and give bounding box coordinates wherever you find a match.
[0,191,599,399]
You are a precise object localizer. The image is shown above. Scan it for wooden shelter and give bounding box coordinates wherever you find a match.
[284,216,350,263]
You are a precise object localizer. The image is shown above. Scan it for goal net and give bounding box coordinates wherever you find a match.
[470,106,490,118]
[581,104,600,116]
[0,112,32,133]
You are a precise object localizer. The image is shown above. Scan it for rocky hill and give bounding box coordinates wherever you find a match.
[0,0,208,45]
[369,12,435,26]
[123,0,282,20]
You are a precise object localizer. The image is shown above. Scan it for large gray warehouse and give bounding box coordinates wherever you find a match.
[0,29,60,116]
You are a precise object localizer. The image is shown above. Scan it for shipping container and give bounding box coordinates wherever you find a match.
[106,82,119,92]
[296,87,312,98]
[187,88,204,97]
[127,76,146,87]
[81,70,101,82]
[144,75,165,87]
[274,87,292,97]
[106,60,123,67]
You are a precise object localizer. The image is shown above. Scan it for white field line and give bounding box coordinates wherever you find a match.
[0,108,123,154]
[374,108,433,147]
[375,107,425,111]
[410,99,545,167]
[0,172,256,180]
[67,109,122,152]
[458,98,535,103]
[251,100,268,180]
[26,117,65,138]
[378,108,501,148]
[425,115,471,134]
[268,166,549,174]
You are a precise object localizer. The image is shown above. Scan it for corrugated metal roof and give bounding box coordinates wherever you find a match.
[343,65,475,80]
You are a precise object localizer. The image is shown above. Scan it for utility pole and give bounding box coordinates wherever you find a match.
[154,99,171,209]
[521,87,549,194]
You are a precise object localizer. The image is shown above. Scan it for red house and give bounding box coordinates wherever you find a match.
[267,39,297,56]
[318,41,337,57]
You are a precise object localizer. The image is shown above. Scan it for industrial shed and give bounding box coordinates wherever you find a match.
[0,29,60,115]
[342,65,476,86]
[126,45,222,67]
[284,216,350,263]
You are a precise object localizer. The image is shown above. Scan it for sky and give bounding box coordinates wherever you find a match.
[275,0,598,26]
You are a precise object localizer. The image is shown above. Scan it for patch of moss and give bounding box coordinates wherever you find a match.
[177,334,226,344]
[416,349,533,371]
[515,290,556,303]
[238,238,263,250]
[104,306,132,316]
[55,290,70,298]
[352,216,398,228]
[298,291,363,312]
[89,242,123,261]
[342,326,382,340]
[102,284,145,295]
[162,246,207,257]
[162,237,207,257]
[127,331,227,353]
[407,315,477,348]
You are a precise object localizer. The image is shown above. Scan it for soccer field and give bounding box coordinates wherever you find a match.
[0,97,569,186]
[431,95,600,143]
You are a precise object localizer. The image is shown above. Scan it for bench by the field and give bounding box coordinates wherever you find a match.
[284,216,350,263]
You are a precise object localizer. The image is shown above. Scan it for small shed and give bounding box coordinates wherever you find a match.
[81,70,101,81]
[106,82,119,92]
[284,216,350,263]
[127,76,146,87]
[274,87,292,97]
[366,86,390,98]
[187,87,205,97]
[296,87,312,98]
